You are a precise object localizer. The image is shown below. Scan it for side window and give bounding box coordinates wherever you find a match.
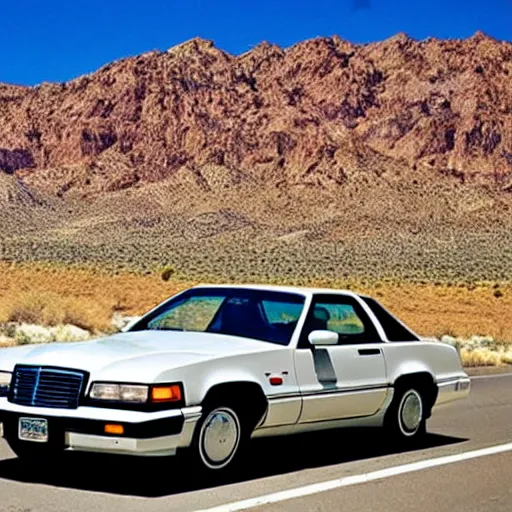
[299,295,382,347]
[310,303,365,335]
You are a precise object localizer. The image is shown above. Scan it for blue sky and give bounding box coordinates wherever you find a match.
[2,0,512,86]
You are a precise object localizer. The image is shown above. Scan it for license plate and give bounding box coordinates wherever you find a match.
[18,418,48,443]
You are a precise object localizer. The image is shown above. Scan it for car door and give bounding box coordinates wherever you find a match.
[294,293,388,423]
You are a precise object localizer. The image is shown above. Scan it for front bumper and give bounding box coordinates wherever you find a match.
[0,398,202,456]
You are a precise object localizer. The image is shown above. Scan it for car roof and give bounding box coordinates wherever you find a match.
[190,283,361,298]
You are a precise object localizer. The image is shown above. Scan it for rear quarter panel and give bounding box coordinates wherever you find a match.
[381,341,467,384]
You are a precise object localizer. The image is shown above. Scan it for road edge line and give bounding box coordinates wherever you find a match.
[194,442,512,512]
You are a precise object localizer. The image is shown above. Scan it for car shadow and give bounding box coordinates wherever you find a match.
[0,429,467,498]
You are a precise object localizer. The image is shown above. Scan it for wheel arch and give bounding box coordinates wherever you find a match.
[392,371,438,418]
[201,380,269,430]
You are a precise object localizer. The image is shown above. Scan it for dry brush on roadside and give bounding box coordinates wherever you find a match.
[436,335,512,367]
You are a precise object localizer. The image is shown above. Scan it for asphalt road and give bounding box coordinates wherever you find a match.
[0,373,510,512]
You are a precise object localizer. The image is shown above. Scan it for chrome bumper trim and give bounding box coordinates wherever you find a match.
[66,406,202,456]
[0,401,203,457]
[434,376,471,408]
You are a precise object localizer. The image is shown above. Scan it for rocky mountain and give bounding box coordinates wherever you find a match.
[1,32,512,282]
[1,31,511,199]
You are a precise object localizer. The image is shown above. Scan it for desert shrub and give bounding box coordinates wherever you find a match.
[9,324,92,346]
[161,265,176,282]
[502,350,512,365]
[61,298,114,333]
[14,330,33,346]
[0,323,17,339]
[458,344,512,367]
[459,348,501,367]
[7,292,51,325]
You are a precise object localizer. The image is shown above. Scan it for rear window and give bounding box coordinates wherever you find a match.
[360,297,419,342]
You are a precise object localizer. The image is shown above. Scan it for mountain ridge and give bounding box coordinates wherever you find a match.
[1,29,506,88]
[0,31,511,200]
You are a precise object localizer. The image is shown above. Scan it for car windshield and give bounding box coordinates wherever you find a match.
[129,288,306,346]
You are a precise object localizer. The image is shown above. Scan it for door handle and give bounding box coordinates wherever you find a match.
[358,348,381,356]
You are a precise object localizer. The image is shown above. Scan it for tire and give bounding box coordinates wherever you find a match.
[186,402,248,475]
[384,386,427,445]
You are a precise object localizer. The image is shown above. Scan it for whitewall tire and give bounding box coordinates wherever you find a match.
[397,389,424,437]
[385,386,426,443]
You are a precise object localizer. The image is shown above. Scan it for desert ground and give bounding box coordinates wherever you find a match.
[0,262,511,366]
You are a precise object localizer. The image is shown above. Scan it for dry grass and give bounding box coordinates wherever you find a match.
[0,338,17,348]
[459,347,512,367]
[0,262,512,343]
[5,292,113,333]
[0,262,194,333]
[354,281,512,342]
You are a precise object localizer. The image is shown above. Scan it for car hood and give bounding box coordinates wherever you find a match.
[0,330,283,379]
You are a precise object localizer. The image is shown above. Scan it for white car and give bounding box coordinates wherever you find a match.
[0,284,470,472]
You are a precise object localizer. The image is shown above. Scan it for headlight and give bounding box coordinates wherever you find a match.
[90,383,149,403]
[0,372,12,397]
[88,382,183,406]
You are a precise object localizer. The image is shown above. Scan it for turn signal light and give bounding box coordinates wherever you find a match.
[269,376,283,386]
[104,424,124,435]
[151,384,182,403]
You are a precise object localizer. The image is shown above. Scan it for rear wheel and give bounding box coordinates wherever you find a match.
[384,387,427,444]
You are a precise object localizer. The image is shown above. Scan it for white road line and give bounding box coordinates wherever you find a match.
[195,442,512,512]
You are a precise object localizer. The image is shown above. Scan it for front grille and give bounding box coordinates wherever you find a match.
[10,366,86,409]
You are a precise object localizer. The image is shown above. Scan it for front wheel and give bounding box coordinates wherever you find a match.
[384,387,426,445]
[186,403,247,474]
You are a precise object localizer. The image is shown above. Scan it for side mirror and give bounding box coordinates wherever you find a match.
[308,330,339,346]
